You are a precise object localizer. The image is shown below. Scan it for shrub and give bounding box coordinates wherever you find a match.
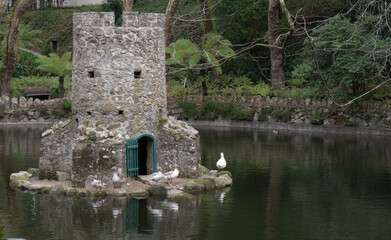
[180,100,199,120]
[62,100,72,113]
[180,100,254,121]
[290,15,386,100]
[310,110,324,125]
[258,107,273,121]
[345,121,358,127]
[272,109,291,122]
[10,76,71,99]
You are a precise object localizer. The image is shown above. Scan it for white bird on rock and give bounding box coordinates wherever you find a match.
[111,166,124,188]
[216,152,227,172]
[149,168,164,185]
[164,166,179,186]
[92,175,104,189]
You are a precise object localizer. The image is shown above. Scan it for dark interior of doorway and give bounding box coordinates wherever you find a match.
[138,137,149,175]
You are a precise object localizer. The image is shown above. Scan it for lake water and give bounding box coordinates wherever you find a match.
[1,125,391,240]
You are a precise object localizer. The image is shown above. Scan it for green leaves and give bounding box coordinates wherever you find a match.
[36,52,72,77]
[166,33,235,73]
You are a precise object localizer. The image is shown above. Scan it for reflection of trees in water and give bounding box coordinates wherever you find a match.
[198,127,391,240]
[0,125,50,238]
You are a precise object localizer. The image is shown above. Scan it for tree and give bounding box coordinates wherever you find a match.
[166,33,235,96]
[36,52,72,95]
[267,0,294,90]
[0,0,8,19]
[0,0,36,98]
[164,0,180,47]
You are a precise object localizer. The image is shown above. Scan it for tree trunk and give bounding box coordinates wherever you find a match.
[58,75,64,95]
[200,0,222,83]
[0,0,36,98]
[0,0,8,18]
[200,69,208,96]
[268,0,285,90]
[164,0,180,47]
[200,0,213,33]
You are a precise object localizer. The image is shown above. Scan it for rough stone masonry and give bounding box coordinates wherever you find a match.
[39,12,201,187]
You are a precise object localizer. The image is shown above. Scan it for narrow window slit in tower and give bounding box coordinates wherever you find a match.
[134,70,141,79]
[119,110,124,115]
[88,71,95,78]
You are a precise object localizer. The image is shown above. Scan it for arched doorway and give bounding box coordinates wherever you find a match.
[126,134,156,177]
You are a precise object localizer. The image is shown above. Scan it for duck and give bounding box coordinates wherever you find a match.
[216,152,227,172]
[92,175,105,189]
[111,166,124,188]
[149,167,164,185]
[164,166,179,186]
[272,130,279,135]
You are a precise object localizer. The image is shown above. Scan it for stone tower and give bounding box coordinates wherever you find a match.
[39,12,201,186]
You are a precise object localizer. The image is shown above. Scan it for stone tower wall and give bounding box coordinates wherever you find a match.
[72,12,166,143]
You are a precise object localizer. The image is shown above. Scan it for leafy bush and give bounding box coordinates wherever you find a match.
[181,100,199,120]
[291,15,388,100]
[258,107,273,121]
[62,100,72,113]
[310,110,324,125]
[10,76,72,99]
[0,226,5,240]
[180,100,254,121]
[271,109,291,122]
[14,50,40,77]
[166,79,200,98]
[280,87,320,99]
[345,121,357,127]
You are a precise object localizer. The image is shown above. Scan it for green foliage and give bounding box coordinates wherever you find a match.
[271,109,291,123]
[10,76,72,99]
[344,121,357,127]
[23,6,101,55]
[0,226,4,240]
[280,87,319,99]
[311,110,324,125]
[166,79,200,98]
[217,75,271,97]
[258,107,273,121]
[101,0,123,26]
[14,50,39,77]
[181,100,200,120]
[62,100,72,113]
[180,100,254,121]
[166,32,235,74]
[291,15,389,100]
[36,52,72,77]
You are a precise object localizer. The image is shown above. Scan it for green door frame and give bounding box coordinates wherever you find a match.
[126,133,157,177]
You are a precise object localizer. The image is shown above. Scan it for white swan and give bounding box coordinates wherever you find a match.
[149,168,164,185]
[216,152,227,171]
[164,167,179,186]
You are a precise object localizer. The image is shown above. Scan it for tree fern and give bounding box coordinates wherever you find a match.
[36,52,72,94]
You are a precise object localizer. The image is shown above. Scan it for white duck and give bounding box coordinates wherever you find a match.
[216,152,227,172]
[164,166,179,186]
[149,167,164,185]
[111,166,124,188]
[92,175,104,189]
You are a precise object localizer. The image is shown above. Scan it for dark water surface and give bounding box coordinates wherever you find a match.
[1,125,391,240]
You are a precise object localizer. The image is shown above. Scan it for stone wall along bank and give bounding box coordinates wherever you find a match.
[0,96,71,123]
[167,95,391,129]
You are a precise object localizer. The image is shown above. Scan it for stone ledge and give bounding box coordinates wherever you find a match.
[9,168,233,198]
